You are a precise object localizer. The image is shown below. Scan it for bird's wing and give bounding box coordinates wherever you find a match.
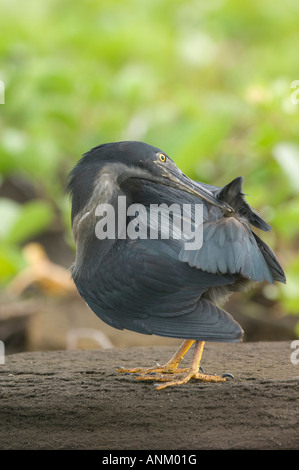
[179,177,285,284]
[215,177,272,232]
[179,216,273,282]
[122,177,284,283]
[74,239,243,342]
[251,231,286,283]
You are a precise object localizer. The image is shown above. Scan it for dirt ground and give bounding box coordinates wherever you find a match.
[0,341,298,450]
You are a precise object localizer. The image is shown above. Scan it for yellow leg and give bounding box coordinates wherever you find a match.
[154,341,226,390]
[115,340,229,390]
[115,339,194,375]
[162,339,195,371]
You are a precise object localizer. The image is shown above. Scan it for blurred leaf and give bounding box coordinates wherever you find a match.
[0,198,54,244]
[279,257,299,315]
[273,142,299,193]
[271,198,299,240]
[7,200,54,244]
[0,198,20,240]
[0,243,26,284]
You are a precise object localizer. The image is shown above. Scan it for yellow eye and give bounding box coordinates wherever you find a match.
[158,153,166,162]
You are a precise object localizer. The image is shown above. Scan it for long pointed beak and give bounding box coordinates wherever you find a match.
[159,168,234,213]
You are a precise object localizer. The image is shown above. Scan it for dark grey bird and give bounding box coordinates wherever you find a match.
[68,141,286,389]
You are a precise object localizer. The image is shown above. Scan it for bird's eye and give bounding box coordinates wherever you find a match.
[158,153,166,162]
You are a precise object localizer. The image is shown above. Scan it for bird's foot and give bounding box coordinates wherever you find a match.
[114,341,234,390]
[133,364,203,381]
[153,371,228,390]
[115,362,228,390]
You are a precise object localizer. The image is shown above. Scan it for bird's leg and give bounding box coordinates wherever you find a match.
[154,340,226,390]
[114,339,194,376]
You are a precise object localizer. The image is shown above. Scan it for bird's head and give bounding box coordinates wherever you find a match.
[67,141,232,224]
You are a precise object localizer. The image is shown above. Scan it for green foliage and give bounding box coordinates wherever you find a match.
[0,198,54,281]
[0,198,54,245]
[0,0,298,324]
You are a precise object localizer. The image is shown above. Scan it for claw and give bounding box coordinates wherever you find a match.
[222,373,234,379]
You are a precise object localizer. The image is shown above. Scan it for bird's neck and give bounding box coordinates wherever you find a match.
[71,171,133,280]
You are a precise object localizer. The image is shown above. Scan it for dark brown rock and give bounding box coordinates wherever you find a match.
[0,341,298,450]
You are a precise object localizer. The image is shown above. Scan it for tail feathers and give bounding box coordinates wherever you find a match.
[216,177,271,232]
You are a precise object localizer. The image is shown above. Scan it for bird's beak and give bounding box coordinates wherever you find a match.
[156,166,234,213]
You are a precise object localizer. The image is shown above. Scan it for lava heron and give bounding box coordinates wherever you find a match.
[68,141,285,389]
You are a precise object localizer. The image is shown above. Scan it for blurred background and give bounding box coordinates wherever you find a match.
[0,0,298,355]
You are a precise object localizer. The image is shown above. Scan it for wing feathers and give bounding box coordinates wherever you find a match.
[216,177,271,232]
[180,217,274,283]
[133,299,243,342]
[82,291,243,342]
